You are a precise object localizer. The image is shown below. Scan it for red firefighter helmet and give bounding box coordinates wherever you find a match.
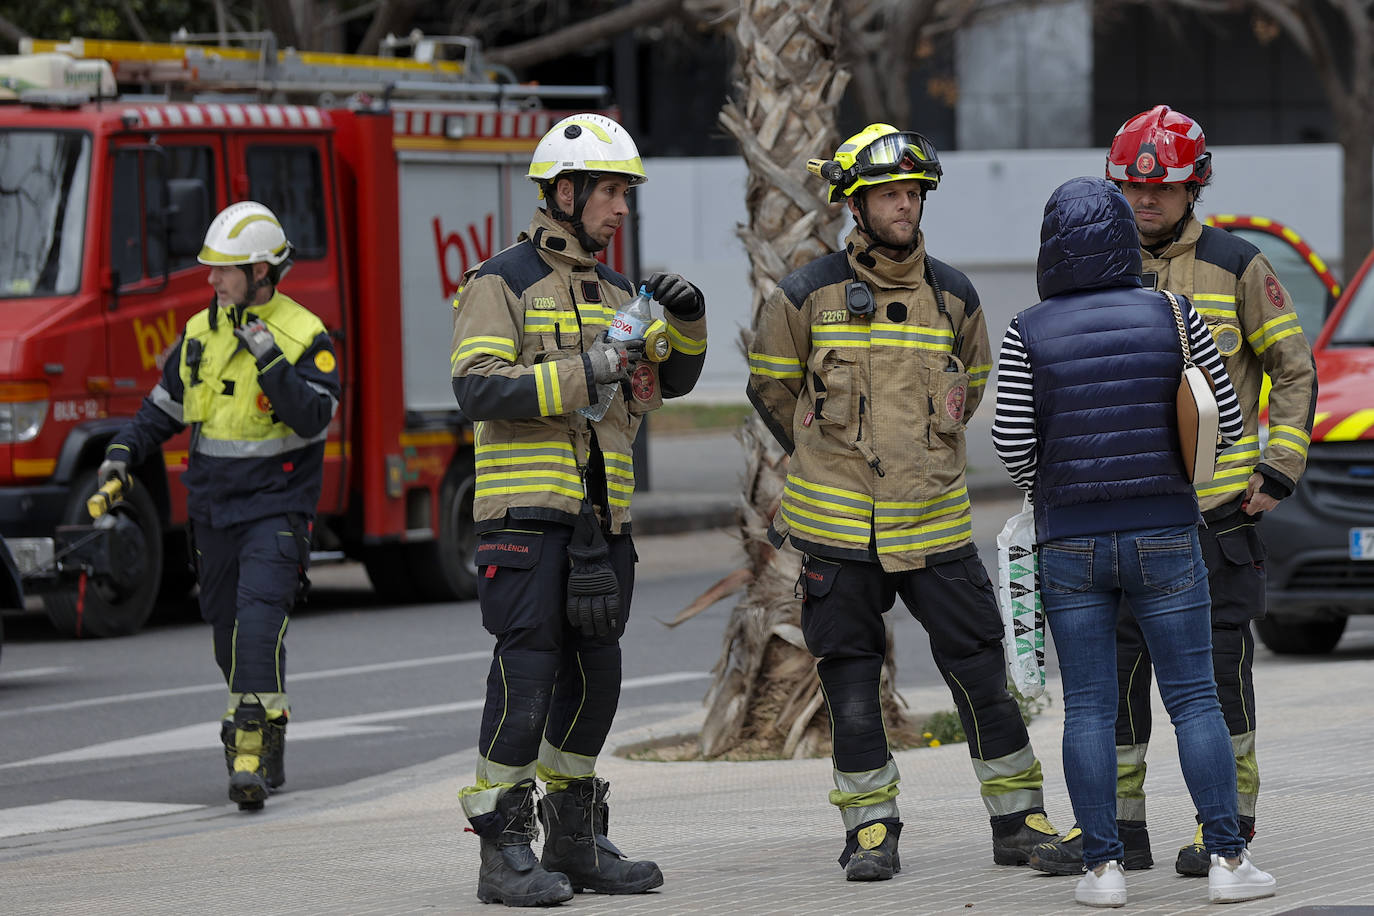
[1106,105,1212,185]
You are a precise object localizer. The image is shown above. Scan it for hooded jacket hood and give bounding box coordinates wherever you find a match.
[1036,176,1142,300]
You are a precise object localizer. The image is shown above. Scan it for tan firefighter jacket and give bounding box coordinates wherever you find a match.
[450,210,707,534]
[1145,216,1316,515]
[747,227,992,571]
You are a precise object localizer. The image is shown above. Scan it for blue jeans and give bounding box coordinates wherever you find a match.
[1040,525,1244,868]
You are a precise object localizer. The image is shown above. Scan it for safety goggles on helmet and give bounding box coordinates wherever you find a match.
[851,131,942,180]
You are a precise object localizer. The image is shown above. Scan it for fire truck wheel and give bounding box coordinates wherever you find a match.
[407,462,478,602]
[44,469,164,638]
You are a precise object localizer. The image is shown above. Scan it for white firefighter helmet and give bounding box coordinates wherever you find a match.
[527,113,647,193]
[197,201,293,267]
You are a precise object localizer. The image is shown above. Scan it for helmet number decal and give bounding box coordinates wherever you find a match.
[1264,275,1285,309]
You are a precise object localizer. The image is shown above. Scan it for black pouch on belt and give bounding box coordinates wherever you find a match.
[566,500,621,638]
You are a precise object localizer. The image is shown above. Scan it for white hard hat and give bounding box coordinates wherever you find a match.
[527,113,647,189]
[197,201,292,267]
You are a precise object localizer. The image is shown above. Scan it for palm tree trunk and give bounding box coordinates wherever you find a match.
[704,0,913,759]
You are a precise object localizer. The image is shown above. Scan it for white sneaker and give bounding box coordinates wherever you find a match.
[1208,850,1277,903]
[1075,860,1127,907]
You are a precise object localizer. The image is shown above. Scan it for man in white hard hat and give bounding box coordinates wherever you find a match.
[100,201,340,811]
[450,113,707,906]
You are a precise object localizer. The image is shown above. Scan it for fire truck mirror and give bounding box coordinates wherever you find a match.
[167,178,209,258]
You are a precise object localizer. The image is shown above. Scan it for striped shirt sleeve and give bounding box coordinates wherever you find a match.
[992,318,1037,494]
[1183,296,1244,447]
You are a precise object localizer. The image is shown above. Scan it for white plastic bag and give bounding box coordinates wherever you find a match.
[996,496,1046,699]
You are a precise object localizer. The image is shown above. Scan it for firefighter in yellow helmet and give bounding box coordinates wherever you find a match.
[748,124,1062,881]
[450,114,708,906]
[99,201,340,811]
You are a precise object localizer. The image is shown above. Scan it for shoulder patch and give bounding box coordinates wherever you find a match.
[927,256,980,317]
[474,241,553,299]
[779,251,850,310]
[593,261,636,296]
[1194,225,1260,277]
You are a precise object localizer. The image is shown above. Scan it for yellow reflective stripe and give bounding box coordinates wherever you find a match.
[1247,313,1303,354]
[811,325,872,347]
[968,364,991,388]
[748,351,804,379]
[453,336,518,365]
[1193,293,1236,303]
[785,475,874,514]
[781,503,872,544]
[876,513,973,553]
[475,440,575,455]
[1195,307,1235,319]
[1324,408,1374,441]
[1268,424,1310,459]
[477,481,585,499]
[534,362,563,416]
[523,310,580,333]
[602,450,633,474]
[1196,476,1250,498]
[875,487,969,522]
[476,468,584,500]
[667,324,706,355]
[1216,435,1261,465]
[577,303,613,325]
[869,322,953,351]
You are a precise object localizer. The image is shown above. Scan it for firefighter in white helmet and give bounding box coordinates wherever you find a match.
[450,113,707,906]
[99,201,340,811]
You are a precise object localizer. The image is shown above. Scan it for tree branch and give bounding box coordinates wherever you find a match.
[485,0,686,71]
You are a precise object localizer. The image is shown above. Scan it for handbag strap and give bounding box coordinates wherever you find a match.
[1162,289,1193,363]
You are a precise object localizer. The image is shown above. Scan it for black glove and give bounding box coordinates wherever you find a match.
[643,272,703,319]
[566,503,621,638]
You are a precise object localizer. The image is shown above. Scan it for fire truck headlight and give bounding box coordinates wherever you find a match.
[0,382,49,443]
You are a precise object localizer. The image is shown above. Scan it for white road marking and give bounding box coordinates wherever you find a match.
[0,799,203,840]
[0,651,496,720]
[1,670,710,770]
[0,666,71,682]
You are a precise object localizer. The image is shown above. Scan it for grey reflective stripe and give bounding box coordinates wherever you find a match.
[874,491,968,520]
[193,428,328,457]
[150,384,183,423]
[536,736,596,783]
[971,743,1043,817]
[876,516,973,549]
[305,381,340,414]
[460,756,537,820]
[834,759,901,830]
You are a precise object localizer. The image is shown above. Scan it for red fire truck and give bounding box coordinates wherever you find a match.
[0,37,630,637]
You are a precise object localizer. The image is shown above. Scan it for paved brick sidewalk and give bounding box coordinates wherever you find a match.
[1,651,1370,915]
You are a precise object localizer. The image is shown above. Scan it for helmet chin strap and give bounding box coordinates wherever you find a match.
[547,173,606,252]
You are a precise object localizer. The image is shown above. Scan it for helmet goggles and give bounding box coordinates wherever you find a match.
[852,131,942,180]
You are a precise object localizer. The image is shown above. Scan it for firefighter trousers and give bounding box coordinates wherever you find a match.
[461,519,636,820]
[194,513,310,699]
[800,550,1044,829]
[1115,510,1265,820]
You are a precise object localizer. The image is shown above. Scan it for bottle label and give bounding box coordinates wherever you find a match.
[609,313,648,341]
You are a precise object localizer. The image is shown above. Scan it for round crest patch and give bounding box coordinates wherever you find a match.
[1264,275,1285,309]
[256,392,273,413]
[945,383,966,421]
[315,350,337,373]
[1212,324,1243,356]
[1135,152,1156,175]
[630,364,656,402]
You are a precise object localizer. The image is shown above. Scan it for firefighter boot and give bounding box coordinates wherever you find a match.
[842,819,902,881]
[1176,814,1254,877]
[473,780,574,907]
[1030,821,1154,875]
[226,697,270,810]
[991,809,1061,866]
[262,711,288,790]
[539,777,664,895]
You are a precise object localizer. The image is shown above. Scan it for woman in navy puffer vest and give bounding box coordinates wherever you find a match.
[993,178,1274,908]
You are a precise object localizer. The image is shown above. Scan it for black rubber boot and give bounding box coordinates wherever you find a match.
[991,809,1060,865]
[539,777,663,895]
[262,714,287,790]
[1176,814,1253,877]
[840,819,902,881]
[226,698,270,811]
[1029,821,1154,875]
[473,780,574,907]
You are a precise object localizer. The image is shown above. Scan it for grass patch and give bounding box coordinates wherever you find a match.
[650,402,752,434]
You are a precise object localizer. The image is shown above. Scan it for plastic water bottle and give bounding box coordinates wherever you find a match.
[579,286,654,422]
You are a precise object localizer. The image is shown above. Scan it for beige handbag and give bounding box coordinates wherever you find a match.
[1164,290,1220,484]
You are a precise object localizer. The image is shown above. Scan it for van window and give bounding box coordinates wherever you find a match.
[245,146,326,260]
[110,145,216,288]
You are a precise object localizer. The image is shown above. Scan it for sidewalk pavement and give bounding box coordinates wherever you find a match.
[635,411,1016,535]
[2,651,1370,915]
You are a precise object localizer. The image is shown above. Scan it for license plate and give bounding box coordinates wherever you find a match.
[1350,528,1374,560]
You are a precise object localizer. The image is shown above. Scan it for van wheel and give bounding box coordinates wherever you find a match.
[1254,613,1347,655]
[44,470,163,638]
[407,463,478,602]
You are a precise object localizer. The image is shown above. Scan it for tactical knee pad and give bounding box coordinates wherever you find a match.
[479,650,560,766]
[546,645,622,757]
[819,655,887,773]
